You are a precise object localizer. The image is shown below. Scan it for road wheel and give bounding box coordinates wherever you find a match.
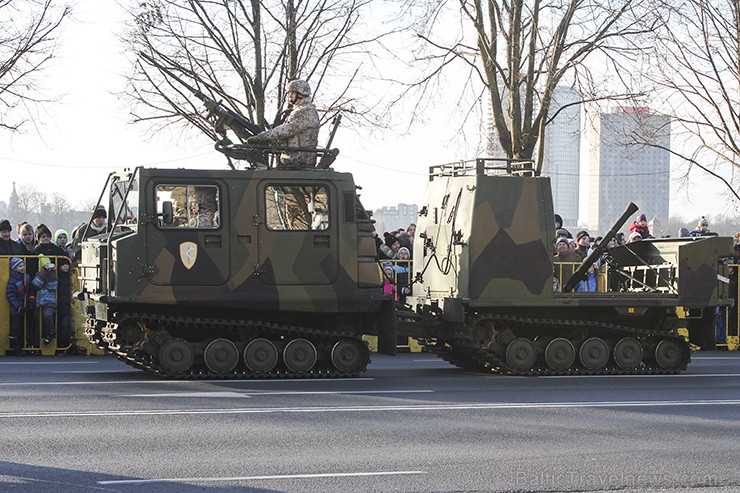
[655,339,686,370]
[331,339,368,373]
[579,337,609,369]
[505,338,537,371]
[244,338,279,373]
[283,339,317,373]
[545,338,575,370]
[158,338,194,374]
[613,337,643,369]
[204,338,239,373]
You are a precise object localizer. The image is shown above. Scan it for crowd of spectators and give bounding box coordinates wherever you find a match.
[375,224,415,303]
[553,213,735,294]
[1,207,107,355]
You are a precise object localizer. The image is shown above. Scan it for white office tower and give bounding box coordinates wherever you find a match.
[541,87,581,230]
[588,108,670,234]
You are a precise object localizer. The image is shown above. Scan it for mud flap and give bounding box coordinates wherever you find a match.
[376,300,398,356]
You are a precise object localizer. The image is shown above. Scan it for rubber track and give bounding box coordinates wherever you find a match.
[424,313,691,376]
[93,312,370,380]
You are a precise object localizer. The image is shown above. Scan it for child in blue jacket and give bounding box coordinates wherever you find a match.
[6,257,34,354]
[32,256,58,345]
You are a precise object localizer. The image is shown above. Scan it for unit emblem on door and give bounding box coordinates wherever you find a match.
[179,242,198,270]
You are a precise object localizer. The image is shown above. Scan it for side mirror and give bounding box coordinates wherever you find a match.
[162,201,174,225]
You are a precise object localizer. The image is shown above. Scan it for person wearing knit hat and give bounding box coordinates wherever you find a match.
[378,233,399,260]
[32,255,58,346]
[35,226,72,349]
[53,229,74,258]
[575,231,591,260]
[628,231,642,243]
[71,205,108,261]
[629,213,651,239]
[92,205,107,220]
[554,236,580,262]
[35,224,52,241]
[6,256,33,354]
[9,257,24,271]
[689,216,717,237]
[0,218,23,255]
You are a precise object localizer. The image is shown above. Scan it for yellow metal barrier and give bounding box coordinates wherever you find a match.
[717,262,739,351]
[1,255,100,356]
[553,262,606,292]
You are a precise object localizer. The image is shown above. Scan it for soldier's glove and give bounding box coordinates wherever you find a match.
[246,136,259,144]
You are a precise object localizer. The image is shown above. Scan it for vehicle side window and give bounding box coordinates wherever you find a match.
[265,184,329,231]
[156,184,220,229]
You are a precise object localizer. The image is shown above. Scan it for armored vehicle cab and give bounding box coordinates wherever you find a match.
[79,166,391,377]
[402,159,732,375]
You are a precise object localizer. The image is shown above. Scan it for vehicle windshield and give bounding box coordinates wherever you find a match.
[111,172,139,227]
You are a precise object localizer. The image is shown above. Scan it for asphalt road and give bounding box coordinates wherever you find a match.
[0,352,739,493]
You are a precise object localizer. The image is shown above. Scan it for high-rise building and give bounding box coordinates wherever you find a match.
[487,86,582,229]
[373,203,419,234]
[588,108,670,234]
[541,87,581,230]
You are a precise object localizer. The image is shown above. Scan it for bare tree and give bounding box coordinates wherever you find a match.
[15,183,43,222]
[647,0,740,204]
[124,0,395,168]
[0,0,71,132]
[398,0,656,174]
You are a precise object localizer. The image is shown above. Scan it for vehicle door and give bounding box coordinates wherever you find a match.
[146,181,229,286]
[257,181,338,285]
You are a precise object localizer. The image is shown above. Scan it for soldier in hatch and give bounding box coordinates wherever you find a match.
[247,79,320,168]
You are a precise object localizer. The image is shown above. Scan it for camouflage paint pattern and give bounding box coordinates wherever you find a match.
[82,167,386,322]
[415,173,554,307]
[410,165,732,321]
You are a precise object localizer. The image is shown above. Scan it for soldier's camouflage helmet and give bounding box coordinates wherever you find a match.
[286,79,311,98]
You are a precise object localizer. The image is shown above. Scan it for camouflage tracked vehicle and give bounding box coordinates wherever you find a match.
[78,53,732,378]
[398,159,732,375]
[78,167,395,378]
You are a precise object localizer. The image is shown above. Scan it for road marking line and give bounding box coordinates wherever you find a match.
[122,389,434,398]
[692,356,740,360]
[540,373,740,379]
[4,399,740,419]
[0,377,375,386]
[98,470,428,485]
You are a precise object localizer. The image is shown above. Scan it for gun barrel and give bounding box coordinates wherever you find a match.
[562,202,639,293]
[139,52,261,138]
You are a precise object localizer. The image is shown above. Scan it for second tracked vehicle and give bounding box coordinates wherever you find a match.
[399,159,732,375]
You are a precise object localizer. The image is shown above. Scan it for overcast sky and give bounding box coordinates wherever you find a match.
[0,0,735,228]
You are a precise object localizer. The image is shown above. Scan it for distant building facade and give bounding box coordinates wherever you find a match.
[588,107,670,234]
[541,86,581,230]
[373,203,418,234]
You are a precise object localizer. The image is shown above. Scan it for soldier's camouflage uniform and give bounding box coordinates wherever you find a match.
[248,95,320,168]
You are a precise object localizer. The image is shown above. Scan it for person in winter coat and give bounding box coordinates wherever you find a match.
[0,219,23,255]
[32,256,58,345]
[379,234,401,260]
[16,223,36,256]
[53,229,74,259]
[6,257,34,354]
[629,213,651,239]
[35,225,72,348]
[382,263,396,300]
[72,205,107,261]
